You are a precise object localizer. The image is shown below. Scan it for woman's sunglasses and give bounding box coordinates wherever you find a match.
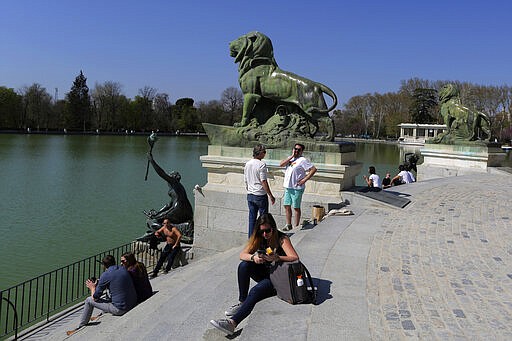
[259,228,272,234]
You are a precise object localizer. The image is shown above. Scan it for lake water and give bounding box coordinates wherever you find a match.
[0,134,208,289]
[0,135,418,290]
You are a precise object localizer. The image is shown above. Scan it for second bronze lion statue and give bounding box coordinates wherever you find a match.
[430,83,491,144]
[229,31,337,141]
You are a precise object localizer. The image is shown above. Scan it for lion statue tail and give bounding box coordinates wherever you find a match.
[308,82,338,115]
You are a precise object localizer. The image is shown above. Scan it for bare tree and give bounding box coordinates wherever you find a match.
[153,92,172,131]
[135,86,158,130]
[138,86,157,101]
[344,94,374,137]
[19,83,52,131]
[91,81,124,131]
[221,87,243,125]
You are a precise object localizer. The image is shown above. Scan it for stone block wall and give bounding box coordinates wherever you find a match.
[192,145,361,258]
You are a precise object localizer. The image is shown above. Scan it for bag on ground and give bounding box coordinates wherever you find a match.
[269,260,316,305]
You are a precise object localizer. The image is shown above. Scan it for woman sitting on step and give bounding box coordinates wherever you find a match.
[210,213,299,335]
[121,252,153,304]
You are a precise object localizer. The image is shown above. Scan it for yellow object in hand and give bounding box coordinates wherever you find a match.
[266,247,273,255]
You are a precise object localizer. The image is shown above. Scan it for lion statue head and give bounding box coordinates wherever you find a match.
[229,31,278,76]
[439,83,458,103]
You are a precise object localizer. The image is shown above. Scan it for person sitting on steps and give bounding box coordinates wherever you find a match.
[391,164,413,186]
[210,213,299,336]
[362,165,381,191]
[150,218,182,278]
[121,252,153,303]
[66,255,136,336]
[382,172,392,189]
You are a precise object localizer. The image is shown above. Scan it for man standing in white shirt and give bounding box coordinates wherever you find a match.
[244,144,275,237]
[279,143,317,230]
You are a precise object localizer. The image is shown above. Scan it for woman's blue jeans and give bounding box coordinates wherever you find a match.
[232,261,276,324]
[247,194,269,237]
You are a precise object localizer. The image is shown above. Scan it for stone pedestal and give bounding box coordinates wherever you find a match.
[418,143,507,180]
[193,144,362,258]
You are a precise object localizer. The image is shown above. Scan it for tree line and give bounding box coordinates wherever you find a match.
[1,72,511,141]
[0,71,244,134]
[333,78,512,141]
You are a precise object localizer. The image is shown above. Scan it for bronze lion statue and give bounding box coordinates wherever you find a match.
[430,83,491,144]
[229,31,337,141]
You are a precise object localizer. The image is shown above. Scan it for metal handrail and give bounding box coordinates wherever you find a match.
[0,241,160,340]
[1,297,18,340]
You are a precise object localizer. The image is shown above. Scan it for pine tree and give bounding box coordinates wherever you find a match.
[409,88,438,124]
[66,70,91,131]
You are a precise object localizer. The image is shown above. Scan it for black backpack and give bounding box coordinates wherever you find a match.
[269,260,316,305]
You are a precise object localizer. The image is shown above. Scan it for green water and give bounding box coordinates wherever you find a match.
[0,135,416,290]
[0,134,208,289]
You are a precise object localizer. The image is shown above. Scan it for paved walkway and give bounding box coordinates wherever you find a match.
[16,172,512,340]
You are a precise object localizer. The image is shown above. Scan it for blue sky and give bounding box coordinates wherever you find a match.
[1,1,511,107]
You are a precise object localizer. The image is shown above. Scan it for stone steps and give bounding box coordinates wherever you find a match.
[20,211,371,341]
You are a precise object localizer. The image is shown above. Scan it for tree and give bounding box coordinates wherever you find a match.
[399,78,436,97]
[173,98,199,132]
[382,92,410,138]
[19,83,52,131]
[197,100,227,125]
[65,70,91,131]
[133,86,157,130]
[153,93,173,131]
[221,87,243,125]
[409,88,438,124]
[91,81,124,131]
[0,87,23,129]
[343,94,374,136]
[372,92,408,138]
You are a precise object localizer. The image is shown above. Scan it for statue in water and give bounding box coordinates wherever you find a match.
[140,133,194,245]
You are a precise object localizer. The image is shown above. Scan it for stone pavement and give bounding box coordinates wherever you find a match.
[366,173,512,340]
[15,172,512,340]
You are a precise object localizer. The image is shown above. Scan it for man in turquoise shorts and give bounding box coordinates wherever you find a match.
[279,143,317,230]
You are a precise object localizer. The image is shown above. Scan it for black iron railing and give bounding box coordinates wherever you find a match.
[0,241,160,340]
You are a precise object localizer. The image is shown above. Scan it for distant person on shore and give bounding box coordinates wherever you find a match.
[382,172,392,189]
[150,218,182,278]
[244,144,275,238]
[391,165,414,186]
[210,213,299,336]
[279,143,317,230]
[362,166,381,190]
[121,252,153,303]
[66,255,136,336]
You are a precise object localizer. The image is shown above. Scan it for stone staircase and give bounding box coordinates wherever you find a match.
[17,207,378,341]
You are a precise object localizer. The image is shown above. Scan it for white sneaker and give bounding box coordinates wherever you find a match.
[224,302,242,317]
[210,319,235,335]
